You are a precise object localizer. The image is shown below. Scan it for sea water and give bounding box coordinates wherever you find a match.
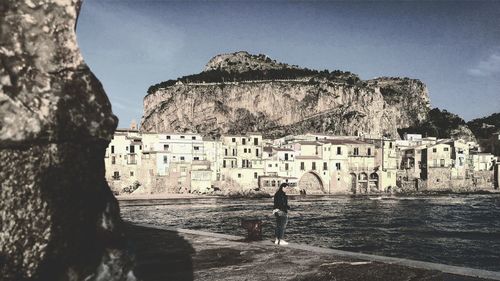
[120,194,500,272]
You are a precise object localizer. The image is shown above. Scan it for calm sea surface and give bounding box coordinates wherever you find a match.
[120,194,500,272]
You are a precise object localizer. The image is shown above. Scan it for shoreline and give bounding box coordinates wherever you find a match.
[116,190,500,201]
[126,222,500,280]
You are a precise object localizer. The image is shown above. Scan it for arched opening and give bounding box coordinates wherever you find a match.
[358,172,368,194]
[350,173,357,194]
[298,172,325,194]
[369,173,379,192]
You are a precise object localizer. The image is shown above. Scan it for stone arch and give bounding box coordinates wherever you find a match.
[358,172,368,194]
[350,173,357,194]
[298,171,325,194]
[369,172,379,192]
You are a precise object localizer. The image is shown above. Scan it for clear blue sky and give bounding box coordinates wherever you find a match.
[76,0,500,128]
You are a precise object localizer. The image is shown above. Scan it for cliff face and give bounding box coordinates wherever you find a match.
[141,52,430,139]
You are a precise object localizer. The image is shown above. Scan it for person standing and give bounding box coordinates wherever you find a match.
[273,183,291,245]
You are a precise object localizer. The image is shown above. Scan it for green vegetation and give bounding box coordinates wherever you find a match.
[467,113,500,139]
[398,108,466,139]
[146,68,360,96]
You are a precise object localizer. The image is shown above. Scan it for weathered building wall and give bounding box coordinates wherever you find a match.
[0,1,133,280]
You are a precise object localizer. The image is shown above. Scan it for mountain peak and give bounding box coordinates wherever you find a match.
[203,51,300,73]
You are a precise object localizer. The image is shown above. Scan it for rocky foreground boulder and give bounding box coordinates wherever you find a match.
[0,1,134,280]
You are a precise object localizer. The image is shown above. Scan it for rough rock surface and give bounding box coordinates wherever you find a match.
[0,1,134,280]
[141,52,430,139]
[204,51,300,72]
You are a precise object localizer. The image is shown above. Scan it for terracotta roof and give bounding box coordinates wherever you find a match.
[295,156,321,160]
[319,139,370,145]
[297,141,320,145]
[263,147,273,153]
[273,147,295,152]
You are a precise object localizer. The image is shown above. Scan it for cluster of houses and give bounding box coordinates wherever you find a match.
[105,127,500,195]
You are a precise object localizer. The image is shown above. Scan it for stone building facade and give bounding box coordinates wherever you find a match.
[104,130,499,195]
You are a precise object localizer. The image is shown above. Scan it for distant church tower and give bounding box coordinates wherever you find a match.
[130,119,137,130]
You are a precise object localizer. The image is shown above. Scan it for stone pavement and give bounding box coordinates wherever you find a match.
[125,223,500,281]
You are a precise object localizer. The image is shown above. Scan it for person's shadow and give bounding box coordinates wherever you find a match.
[125,224,194,281]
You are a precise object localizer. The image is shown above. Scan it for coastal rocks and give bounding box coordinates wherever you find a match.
[141,52,430,139]
[0,1,133,280]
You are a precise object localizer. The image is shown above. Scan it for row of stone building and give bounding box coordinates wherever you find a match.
[105,129,500,195]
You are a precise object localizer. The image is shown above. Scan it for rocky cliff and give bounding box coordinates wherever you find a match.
[141,51,431,139]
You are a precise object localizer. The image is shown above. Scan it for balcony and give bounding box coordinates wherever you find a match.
[348,166,377,172]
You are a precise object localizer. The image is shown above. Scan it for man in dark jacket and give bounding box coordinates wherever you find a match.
[273,183,291,245]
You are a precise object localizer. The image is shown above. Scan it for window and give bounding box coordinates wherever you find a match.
[440,159,445,167]
[254,172,258,179]
[126,146,128,151]
[139,145,142,150]
[353,147,359,156]
[194,157,199,160]
[113,171,120,179]
[336,163,341,170]
[248,149,251,153]
[268,163,272,168]
[192,136,196,140]
[232,149,236,156]
[130,145,135,153]
[323,162,328,170]
[111,156,116,164]
[231,161,234,168]
[223,160,226,168]
[285,153,289,161]
[238,173,242,178]
[180,156,185,161]
[130,171,134,177]
[232,138,236,143]
[254,138,258,145]
[312,162,316,170]
[285,163,289,170]
[433,148,437,153]
[166,135,171,139]
[256,149,259,157]
[164,144,169,150]
[244,148,247,153]
[300,162,305,171]
[242,160,246,168]
[433,159,437,167]
[367,148,371,156]
[111,145,114,154]
[242,138,246,145]
[444,147,449,151]
[389,142,393,149]
[225,148,228,156]
[180,135,185,139]
[337,147,341,155]
[194,146,199,150]
[163,156,168,164]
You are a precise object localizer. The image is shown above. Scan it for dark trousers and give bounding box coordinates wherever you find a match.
[275,213,288,239]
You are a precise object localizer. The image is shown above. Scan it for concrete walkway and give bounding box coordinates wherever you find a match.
[125,223,500,281]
